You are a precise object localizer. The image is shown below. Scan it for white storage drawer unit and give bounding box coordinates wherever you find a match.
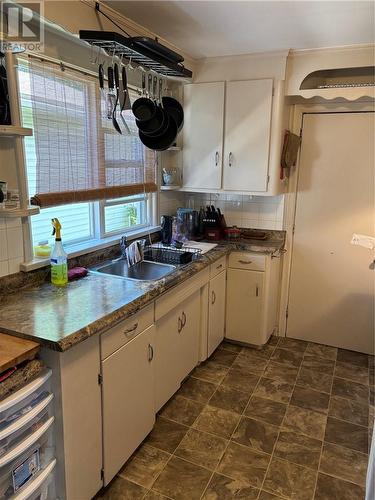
[226,252,280,346]
[0,369,56,499]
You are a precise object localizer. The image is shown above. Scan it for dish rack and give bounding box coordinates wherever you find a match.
[144,243,202,265]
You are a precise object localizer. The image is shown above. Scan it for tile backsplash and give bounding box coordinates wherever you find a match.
[160,191,285,230]
[0,217,24,277]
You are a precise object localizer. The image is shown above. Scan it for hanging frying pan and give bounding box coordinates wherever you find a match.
[139,109,177,151]
[132,73,156,123]
[137,76,167,137]
[162,95,184,132]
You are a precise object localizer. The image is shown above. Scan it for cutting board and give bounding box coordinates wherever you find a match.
[0,333,39,373]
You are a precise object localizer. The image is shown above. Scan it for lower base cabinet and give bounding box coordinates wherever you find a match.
[155,290,201,411]
[208,270,226,356]
[102,325,155,485]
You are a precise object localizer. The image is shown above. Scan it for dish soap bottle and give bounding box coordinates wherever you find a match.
[51,218,68,286]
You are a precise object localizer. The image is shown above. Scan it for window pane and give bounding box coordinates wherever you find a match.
[104,200,147,234]
[31,203,94,247]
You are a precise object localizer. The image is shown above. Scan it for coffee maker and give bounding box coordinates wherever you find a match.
[160,215,173,245]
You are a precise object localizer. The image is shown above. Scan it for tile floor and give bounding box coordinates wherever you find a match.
[97,337,374,500]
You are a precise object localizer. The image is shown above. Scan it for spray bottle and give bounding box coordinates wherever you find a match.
[51,218,68,286]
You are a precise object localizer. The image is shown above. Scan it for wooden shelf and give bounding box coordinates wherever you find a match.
[0,126,33,137]
[160,185,181,191]
[0,206,40,218]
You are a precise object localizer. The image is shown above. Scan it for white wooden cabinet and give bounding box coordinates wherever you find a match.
[207,270,226,356]
[155,290,201,411]
[223,79,273,192]
[226,252,280,346]
[101,325,155,485]
[182,82,224,189]
[182,79,274,193]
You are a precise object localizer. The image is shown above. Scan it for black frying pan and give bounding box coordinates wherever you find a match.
[137,76,167,137]
[162,96,184,132]
[132,73,156,123]
[139,111,177,151]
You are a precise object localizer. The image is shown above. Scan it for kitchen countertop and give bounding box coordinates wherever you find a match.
[0,233,285,352]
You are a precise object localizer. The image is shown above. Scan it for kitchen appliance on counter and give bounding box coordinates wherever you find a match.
[160,215,173,245]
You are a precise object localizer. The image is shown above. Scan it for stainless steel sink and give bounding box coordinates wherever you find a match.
[91,259,176,281]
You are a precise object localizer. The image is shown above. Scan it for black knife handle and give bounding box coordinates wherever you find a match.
[114,63,119,89]
[98,64,104,90]
[107,67,114,89]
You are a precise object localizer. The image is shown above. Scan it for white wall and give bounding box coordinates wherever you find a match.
[0,218,24,276]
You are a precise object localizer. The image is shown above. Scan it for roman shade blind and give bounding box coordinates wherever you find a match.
[18,57,157,208]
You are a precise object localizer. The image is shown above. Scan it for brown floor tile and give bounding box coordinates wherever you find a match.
[159,395,204,426]
[370,385,374,406]
[258,492,284,500]
[152,456,211,500]
[146,417,188,453]
[337,349,369,368]
[277,337,308,352]
[119,444,170,489]
[191,360,229,384]
[274,430,322,469]
[209,385,250,414]
[232,351,268,375]
[315,473,366,500]
[324,416,368,453]
[210,349,238,367]
[301,355,335,375]
[335,361,369,385]
[320,442,368,487]
[242,344,276,360]
[178,377,217,404]
[253,377,293,404]
[219,341,243,353]
[232,416,279,454]
[201,472,259,499]
[263,361,299,385]
[282,405,327,440]
[270,348,303,367]
[268,336,279,346]
[175,428,227,470]
[98,476,148,500]
[144,492,168,500]
[290,386,330,414]
[263,457,316,500]
[332,377,369,405]
[244,396,287,426]
[193,405,240,439]
[296,367,333,394]
[221,368,259,394]
[305,343,337,360]
[329,396,369,427]
[217,442,270,488]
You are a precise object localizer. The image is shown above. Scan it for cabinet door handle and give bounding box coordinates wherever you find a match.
[238,260,252,265]
[178,317,183,333]
[124,322,138,337]
[228,152,233,167]
[256,285,259,297]
[148,344,154,362]
[216,263,223,270]
[211,290,216,305]
[181,311,186,328]
[215,151,219,166]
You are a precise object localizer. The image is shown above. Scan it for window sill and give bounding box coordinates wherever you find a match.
[20,226,161,272]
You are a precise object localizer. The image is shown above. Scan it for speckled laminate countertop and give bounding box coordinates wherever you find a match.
[0,234,285,352]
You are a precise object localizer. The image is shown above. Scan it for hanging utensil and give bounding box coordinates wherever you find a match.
[120,65,130,134]
[112,63,122,134]
[132,73,156,123]
[137,75,167,137]
[107,66,114,120]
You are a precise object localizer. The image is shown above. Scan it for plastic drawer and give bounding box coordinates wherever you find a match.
[0,371,52,432]
[0,417,54,498]
[13,459,56,500]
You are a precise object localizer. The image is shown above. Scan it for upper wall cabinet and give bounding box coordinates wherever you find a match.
[182,79,280,194]
[182,82,225,189]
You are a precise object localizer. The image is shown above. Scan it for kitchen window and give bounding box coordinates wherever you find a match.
[17,57,156,254]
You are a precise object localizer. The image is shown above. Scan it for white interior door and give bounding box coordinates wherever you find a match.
[287,112,374,354]
[223,79,273,192]
[182,82,224,189]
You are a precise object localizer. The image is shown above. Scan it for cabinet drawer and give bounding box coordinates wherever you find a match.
[101,303,154,360]
[210,256,227,278]
[228,252,266,271]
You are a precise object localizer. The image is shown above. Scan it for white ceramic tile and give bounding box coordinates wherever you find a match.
[8,256,22,275]
[242,201,260,220]
[259,220,276,230]
[258,202,278,221]
[0,217,6,230]
[6,217,22,229]
[274,220,283,230]
[0,229,8,261]
[242,218,260,229]
[6,226,24,259]
[0,260,8,277]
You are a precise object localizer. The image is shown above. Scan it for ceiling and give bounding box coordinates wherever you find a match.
[106,1,375,59]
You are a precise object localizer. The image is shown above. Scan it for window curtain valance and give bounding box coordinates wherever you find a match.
[18,57,157,208]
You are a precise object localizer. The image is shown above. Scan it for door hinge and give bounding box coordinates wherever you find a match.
[98,373,103,385]
[100,468,104,481]
[267,174,270,187]
[285,306,289,319]
[292,225,295,235]
[299,127,303,139]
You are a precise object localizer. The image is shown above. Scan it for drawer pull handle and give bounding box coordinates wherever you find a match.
[215,151,219,167]
[229,152,233,167]
[148,344,154,362]
[124,322,139,337]
[181,311,186,328]
[238,260,252,265]
[178,317,183,333]
[211,290,216,305]
[256,285,259,297]
[216,264,223,270]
